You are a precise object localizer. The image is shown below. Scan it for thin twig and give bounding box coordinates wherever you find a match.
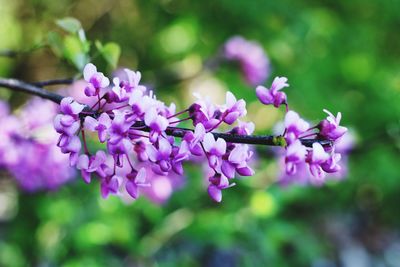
[33,78,75,87]
[0,44,47,58]
[0,50,18,58]
[0,78,64,104]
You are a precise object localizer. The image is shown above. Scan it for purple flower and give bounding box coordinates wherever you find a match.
[83,63,110,96]
[146,138,172,174]
[111,77,127,101]
[59,135,82,166]
[77,151,107,183]
[108,110,133,145]
[321,151,342,173]
[223,92,247,124]
[285,140,307,175]
[183,123,206,156]
[123,69,146,93]
[189,93,219,130]
[54,97,86,166]
[221,144,254,178]
[21,98,58,130]
[306,143,331,183]
[106,110,135,159]
[224,36,270,86]
[101,175,122,198]
[170,141,190,175]
[144,107,169,143]
[133,140,149,162]
[54,97,84,138]
[9,142,74,192]
[128,89,146,116]
[0,98,76,192]
[284,110,310,144]
[125,167,150,199]
[256,77,289,108]
[84,113,112,142]
[207,173,235,202]
[107,138,133,159]
[318,109,347,141]
[278,160,310,186]
[203,133,227,169]
[54,114,80,137]
[60,97,86,116]
[230,120,255,135]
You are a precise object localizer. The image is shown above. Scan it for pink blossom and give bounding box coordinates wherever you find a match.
[223,91,247,124]
[285,140,307,175]
[83,63,110,96]
[77,151,107,183]
[84,113,112,142]
[183,123,206,156]
[125,167,150,199]
[207,173,235,202]
[306,143,331,183]
[256,77,289,108]
[284,110,310,144]
[203,133,227,169]
[318,109,347,140]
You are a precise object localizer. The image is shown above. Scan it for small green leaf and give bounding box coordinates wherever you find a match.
[98,42,121,68]
[63,35,89,70]
[56,17,82,34]
[47,31,63,57]
[94,40,103,51]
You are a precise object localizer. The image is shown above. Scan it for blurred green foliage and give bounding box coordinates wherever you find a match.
[1,0,400,266]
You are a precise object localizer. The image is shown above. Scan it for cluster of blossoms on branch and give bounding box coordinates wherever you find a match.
[54,62,347,202]
[256,78,347,185]
[0,98,74,191]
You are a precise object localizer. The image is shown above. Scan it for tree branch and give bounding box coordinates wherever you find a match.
[33,78,75,87]
[0,78,64,104]
[0,77,333,148]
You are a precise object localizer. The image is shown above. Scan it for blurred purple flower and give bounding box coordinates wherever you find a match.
[284,110,310,144]
[285,140,307,176]
[0,99,75,192]
[224,36,270,86]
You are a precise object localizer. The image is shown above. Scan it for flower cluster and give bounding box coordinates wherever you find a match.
[278,130,354,186]
[54,63,347,202]
[255,78,348,185]
[224,36,270,86]
[283,110,347,185]
[0,98,75,191]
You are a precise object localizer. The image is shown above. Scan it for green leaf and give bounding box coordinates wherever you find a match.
[56,17,82,34]
[63,35,89,70]
[47,31,63,57]
[94,40,103,51]
[98,42,121,68]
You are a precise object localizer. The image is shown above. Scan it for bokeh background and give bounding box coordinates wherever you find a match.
[1,0,400,266]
